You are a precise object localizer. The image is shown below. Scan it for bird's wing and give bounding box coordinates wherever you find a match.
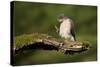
[70,19,76,41]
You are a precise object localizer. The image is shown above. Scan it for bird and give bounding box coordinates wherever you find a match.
[57,14,76,41]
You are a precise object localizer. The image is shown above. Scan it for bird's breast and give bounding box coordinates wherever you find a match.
[60,20,71,33]
[59,19,71,38]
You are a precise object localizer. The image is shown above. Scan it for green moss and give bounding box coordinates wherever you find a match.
[14,33,51,49]
[14,32,65,50]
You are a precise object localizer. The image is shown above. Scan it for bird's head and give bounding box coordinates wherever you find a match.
[57,14,68,23]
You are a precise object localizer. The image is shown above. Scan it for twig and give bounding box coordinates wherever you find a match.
[55,25,59,33]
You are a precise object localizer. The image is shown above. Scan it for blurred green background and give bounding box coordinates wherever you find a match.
[12,1,97,65]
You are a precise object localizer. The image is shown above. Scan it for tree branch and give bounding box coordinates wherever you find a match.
[14,33,91,54]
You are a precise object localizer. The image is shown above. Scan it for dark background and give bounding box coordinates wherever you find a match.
[13,1,97,65]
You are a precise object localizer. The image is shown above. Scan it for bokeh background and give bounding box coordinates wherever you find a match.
[12,1,97,65]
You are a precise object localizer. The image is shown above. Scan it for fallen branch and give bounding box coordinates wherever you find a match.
[14,33,91,54]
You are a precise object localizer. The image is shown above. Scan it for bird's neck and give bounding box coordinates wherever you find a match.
[62,19,71,24]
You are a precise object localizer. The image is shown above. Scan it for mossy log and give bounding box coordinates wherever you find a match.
[13,33,91,54]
